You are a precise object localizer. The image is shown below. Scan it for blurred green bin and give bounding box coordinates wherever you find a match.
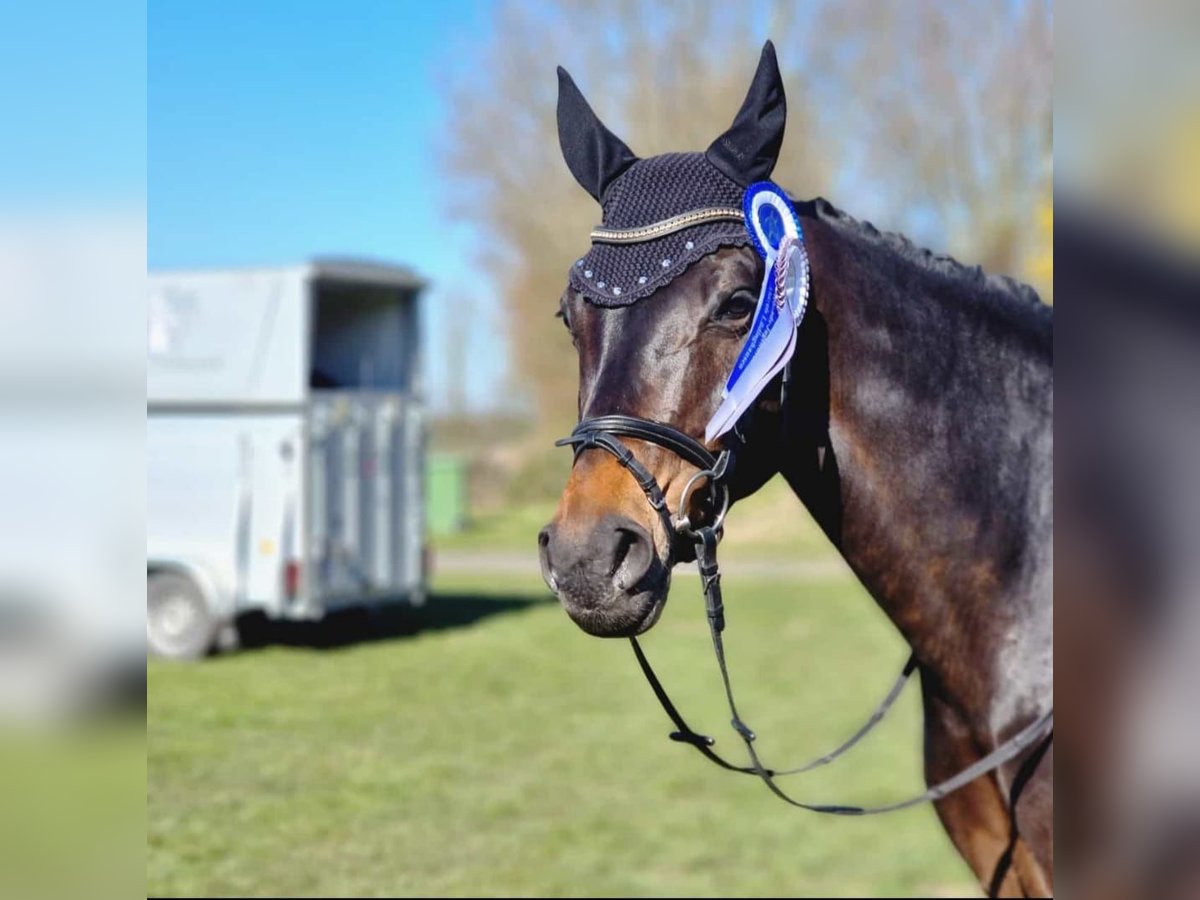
[426,454,467,535]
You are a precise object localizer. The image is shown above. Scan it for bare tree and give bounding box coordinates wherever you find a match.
[439,0,1052,433]
[808,0,1052,278]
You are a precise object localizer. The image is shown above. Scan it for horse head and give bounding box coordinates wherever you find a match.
[538,43,786,637]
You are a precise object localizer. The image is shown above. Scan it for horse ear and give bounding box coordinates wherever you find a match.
[706,41,787,186]
[557,66,639,203]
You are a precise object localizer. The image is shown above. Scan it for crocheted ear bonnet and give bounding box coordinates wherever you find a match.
[557,41,787,307]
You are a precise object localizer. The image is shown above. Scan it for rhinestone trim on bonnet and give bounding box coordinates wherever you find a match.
[567,152,752,307]
[590,207,745,244]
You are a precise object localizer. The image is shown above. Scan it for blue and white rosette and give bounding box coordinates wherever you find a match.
[705,182,810,442]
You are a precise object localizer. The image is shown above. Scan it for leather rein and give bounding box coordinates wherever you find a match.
[556,412,1054,815]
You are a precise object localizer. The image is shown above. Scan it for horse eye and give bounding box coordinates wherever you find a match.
[714,290,757,322]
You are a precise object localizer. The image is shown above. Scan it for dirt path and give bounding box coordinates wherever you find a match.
[432,549,851,580]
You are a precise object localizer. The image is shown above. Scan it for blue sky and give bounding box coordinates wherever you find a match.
[147,0,504,412]
[0,2,145,207]
[4,1,1038,415]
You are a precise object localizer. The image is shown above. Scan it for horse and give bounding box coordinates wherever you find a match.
[537,42,1053,897]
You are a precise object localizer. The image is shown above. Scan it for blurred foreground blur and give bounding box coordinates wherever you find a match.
[1056,208,1200,898]
[0,0,145,892]
[0,212,145,723]
[1057,1,1200,895]
[0,212,146,900]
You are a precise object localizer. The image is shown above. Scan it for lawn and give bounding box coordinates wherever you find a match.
[148,568,977,897]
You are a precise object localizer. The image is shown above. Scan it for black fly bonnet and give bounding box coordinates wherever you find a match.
[558,42,787,306]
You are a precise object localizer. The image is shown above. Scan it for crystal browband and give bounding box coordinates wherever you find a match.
[589,207,745,245]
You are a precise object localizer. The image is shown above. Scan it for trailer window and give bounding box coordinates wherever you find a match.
[310,283,417,390]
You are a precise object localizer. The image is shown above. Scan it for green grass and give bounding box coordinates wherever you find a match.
[2,722,144,900]
[148,570,976,897]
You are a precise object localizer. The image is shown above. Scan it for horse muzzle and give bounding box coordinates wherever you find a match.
[538,515,671,637]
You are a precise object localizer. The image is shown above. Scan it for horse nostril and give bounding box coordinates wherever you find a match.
[608,528,635,577]
[541,517,654,600]
[537,526,557,592]
[610,523,652,592]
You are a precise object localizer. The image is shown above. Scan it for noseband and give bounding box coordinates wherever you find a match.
[556,411,1054,816]
[556,414,733,545]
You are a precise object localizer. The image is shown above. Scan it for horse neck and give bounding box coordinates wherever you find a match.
[777,206,1053,708]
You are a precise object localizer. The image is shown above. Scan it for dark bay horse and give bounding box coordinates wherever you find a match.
[537,43,1053,897]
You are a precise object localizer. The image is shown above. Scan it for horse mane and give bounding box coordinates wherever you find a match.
[806,196,1052,345]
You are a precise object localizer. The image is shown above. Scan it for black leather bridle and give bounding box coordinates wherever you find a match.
[556,411,1054,815]
[556,415,732,545]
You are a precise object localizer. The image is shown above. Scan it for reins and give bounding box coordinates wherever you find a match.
[556,413,1054,815]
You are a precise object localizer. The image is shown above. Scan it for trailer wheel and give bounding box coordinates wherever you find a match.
[147,571,218,660]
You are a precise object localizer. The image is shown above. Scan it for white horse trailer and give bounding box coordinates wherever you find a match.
[147,259,427,659]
